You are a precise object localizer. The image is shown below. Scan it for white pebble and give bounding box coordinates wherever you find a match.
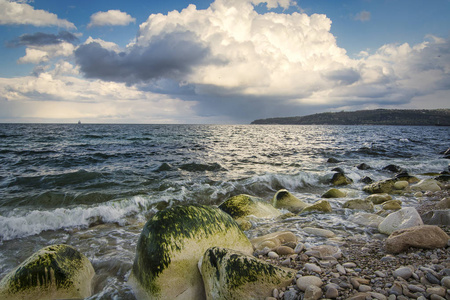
[268,251,279,258]
[336,264,346,274]
[305,263,322,273]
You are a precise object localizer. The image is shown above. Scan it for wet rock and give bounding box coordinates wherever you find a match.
[306,245,341,258]
[200,247,296,300]
[383,164,404,173]
[331,173,353,186]
[322,188,346,198]
[251,231,298,251]
[364,179,397,194]
[303,227,336,238]
[272,189,309,213]
[411,179,442,192]
[332,167,345,174]
[393,266,414,279]
[367,193,393,205]
[219,194,281,221]
[378,207,424,235]
[129,205,253,300]
[394,181,409,190]
[382,200,402,211]
[343,199,374,211]
[349,212,384,228]
[357,163,371,170]
[301,200,332,213]
[327,158,342,163]
[360,176,374,184]
[296,276,323,291]
[0,244,95,300]
[385,225,450,254]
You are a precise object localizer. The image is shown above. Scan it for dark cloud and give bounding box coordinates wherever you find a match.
[324,68,361,85]
[75,31,223,84]
[7,31,78,47]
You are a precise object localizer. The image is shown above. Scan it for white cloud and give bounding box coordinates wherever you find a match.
[88,10,136,28]
[18,42,75,64]
[0,0,75,29]
[355,10,371,22]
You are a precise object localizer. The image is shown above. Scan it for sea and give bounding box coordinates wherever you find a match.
[0,123,448,299]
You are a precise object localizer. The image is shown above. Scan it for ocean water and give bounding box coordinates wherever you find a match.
[0,123,448,298]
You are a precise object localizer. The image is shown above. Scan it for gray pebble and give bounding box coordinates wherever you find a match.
[441,276,450,288]
[359,284,372,292]
[268,251,279,258]
[325,287,339,299]
[393,266,413,280]
[425,272,441,285]
[387,294,396,300]
[305,263,321,273]
[336,264,346,274]
[407,285,425,293]
[430,295,446,300]
[426,286,446,297]
[389,282,403,296]
[343,262,357,268]
[375,271,387,277]
[283,290,299,300]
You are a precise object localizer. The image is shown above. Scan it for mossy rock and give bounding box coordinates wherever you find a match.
[342,199,374,211]
[321,188,346,198]
[330,173,353,186]
[200,247,296,300]
[219,194,281,219]
[382,200,402,210]
[300,200,332,213]
[0,244,94,300]
[272,189,309,213]
[366,193,392,205]
[129,205,253,300]
[363,179,397,194]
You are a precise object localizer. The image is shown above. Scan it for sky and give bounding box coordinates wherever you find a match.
[0,0,449,124]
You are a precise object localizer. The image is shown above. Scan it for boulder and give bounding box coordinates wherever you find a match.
[200,247,295,300]
[385,225,449,254]
[393,181,409,190]
[357,163,371,170]
[366,193,392,205]
[219,194,281,220]
[129,205,253,300]
[382,200,402,211]
[322,188,346,198]
[383,164,403,173]
[0,244,94,300]
[272,189,309,213]
[250,231,298,252]
[411,179,442,192]
[363,179,396,194]
[378,207,424,235]
[330,173,353,186]
[435,197,450,209]
[395,173,420,184]
[421,210,450,226]
[342,199,374,211]
[327,158,342,163]
[301,200,332,213]
[349,212,384,228]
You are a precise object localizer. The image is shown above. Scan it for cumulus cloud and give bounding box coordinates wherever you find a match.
[0,0,75,28]
[355,10,371,22]
[88,10,136,28]
[18,42,75,64]
[8,31,78,47]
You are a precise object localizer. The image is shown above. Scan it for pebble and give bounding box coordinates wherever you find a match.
[296,276,323,291]
[350,277,360,289]
[358,284,372,292]
[267,251,279,258]
[325,286,339,298]
[303,227,336,238]
[375,271,387,277]
[389,281,403,296]
[407,284,426,293]
[369,292,387,300]
[305,263,322,273]
[343,262,357,268]
[441,276,450,288]
[426,286,446,297]
[393,266,413,279]
[425,272,441,285]
[336,264,346,274]
[430,295,446,300]
[294,243,304,253]
[304,285,323,300]
[282,290,298,300]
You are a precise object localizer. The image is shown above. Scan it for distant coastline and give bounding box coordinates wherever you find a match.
[251,109,450,126]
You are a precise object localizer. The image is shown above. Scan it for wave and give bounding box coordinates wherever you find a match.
[0,196,156,241]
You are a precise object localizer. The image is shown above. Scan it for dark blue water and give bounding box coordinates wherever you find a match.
[0,124,448,298]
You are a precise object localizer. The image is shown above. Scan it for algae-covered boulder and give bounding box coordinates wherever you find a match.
[301,200,332,213]
[272,189,309,213]
[200,247,295,300]
[366,193,392,205]
[363,179,397,194]
[342,199,374,211]
[219,194,281,220]
[382,200,402,211]
[129,205,253,300]
[330,173,353,186]
[322,188,346,198]
[0,244,94,300]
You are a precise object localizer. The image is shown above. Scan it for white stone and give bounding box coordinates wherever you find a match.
[378,207,423,235]
[411,179,441,192]
[305,263,322,273]
[296,276,323,291]
[294,242,304,253]
[336,264,346,274]
[394,181,409,190]
[349,213,384,228]
[303,227,336,238]
[268,251,279,258]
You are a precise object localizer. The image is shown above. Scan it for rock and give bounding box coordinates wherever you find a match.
[301,200,332,213]
[304,285,323,300]
[435,198,450,209]
[332,167,345,174]
[294,243,304,253]
[129,205,253,300]
[359,285,372,292]
[378,207,424,235]
[330,173,353,186]
[394,181,409,190]
[296,276,323,291]
[395,173,420,184]
[283,289,299,300]
[411,179,442,192]
[272,189,309,213]
[348,292,371,300]
[357,163,371,170]
[343,199,374,211]
[367,193,393,205]
[305,263,322,273]
[306,245,341,259]
[363,179,396,194]
[389,281,403,296]
[322,188,346,198]
[327,158,342,163]
[360,176,374,184]
[336,264,346,274]
[251,231,298,251]
[369,292,387,300]
[349,212,384,228]
[303,227,336,238]
[219,194,281,221]
[393,266,414,279]
[200,247,296,300]
[385,225,450,254]
[383,164,403,173]
[425,272,441,285]
[0,244,94,300]
[426,286,446,297]
[441,276,450,288]
[325,286,339,298]
[275,246,295,256]
[382,200,402,211]
[268,251,279,259]
[421,210,450,226]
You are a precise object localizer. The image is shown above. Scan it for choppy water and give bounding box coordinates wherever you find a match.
[0,124,448,299]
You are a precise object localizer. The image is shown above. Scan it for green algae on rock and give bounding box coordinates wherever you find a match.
[0,244,94,300]
[200,247,295,300]
[363,179,397,194]
[300,199,332,213]
[272,189,309,213]
[129,205,253,300]
[219,194,281,219]
[321,188,347,198]
[342,199,374,211]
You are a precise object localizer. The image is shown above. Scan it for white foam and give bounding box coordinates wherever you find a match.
[0,196,153,241]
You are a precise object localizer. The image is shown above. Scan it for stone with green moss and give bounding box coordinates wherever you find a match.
[382,200,402,210]
[363,179,397,194]
[128,205,253,300]
[200,247,295,300]
[342,199,374,211]
[272,189,309,213]
[321,188,346,198]
[0,244,94,300]
[366,193,392,204]
[301,200,332,213]
[219,194,281,220]
[330,173,353,186]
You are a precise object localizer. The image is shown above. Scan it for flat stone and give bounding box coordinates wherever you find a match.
[347,292,370,300]
[411,179,441,192]
[367,193,392,204]
[305,263,322,273]
[336,264,346,275]
[378,207,424,235]
[359,285,372,292]
[268,251,279,258]
[294,243,304,253]
[407,284,426,293]
[343,262,357,268]
[251,231,298,251]
[389,281,403,296]
[441,276,450,288]
[425,272,441,285]
[275,245,295,256]
[296,276,323,291]
[349,212,384,228]
[303,227,336,238]
[325,286,339,298]
[393,266,413,279]
[429,295,446,300]
[375,271,387,277]
[369,292,387,300]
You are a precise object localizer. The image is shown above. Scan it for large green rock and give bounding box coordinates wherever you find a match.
[0,244,94,300]
[363,179,397,194]
[272,189,309,213]
[330,173,353,186]
[219,194,281,220]
[321,188,346,198]
[129,205,253,300]
[300,200,332,213]
[200,247,295,300]
[342,199,374,211]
